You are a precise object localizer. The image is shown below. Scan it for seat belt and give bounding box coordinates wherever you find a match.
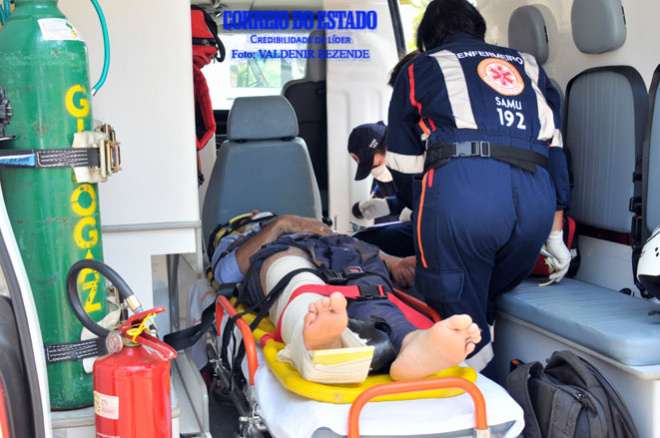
[163,301,217,352]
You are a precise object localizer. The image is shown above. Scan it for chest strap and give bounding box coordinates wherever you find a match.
[425,141,548,174]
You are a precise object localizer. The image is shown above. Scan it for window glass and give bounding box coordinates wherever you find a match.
[203,33,308,110]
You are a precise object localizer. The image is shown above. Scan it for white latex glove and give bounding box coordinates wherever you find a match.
[545,230,571,282]
[358,198,390,220]
[398,207,412,223]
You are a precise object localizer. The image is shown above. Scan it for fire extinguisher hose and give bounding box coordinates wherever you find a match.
[66,259,142,338]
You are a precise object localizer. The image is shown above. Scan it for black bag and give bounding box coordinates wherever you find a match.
[507,350,638,438]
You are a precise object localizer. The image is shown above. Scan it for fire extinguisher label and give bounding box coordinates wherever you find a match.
[38,18,84,42]
[94,391,119,420]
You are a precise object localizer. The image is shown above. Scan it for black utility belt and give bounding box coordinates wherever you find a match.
[425,141,548,174]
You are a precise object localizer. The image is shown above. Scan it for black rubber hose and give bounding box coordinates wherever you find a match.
[66,259,136,338]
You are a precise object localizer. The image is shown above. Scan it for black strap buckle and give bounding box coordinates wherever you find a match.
[475,141,491,157]
[629,195,642,214]
[342,266,364,279]
[355,284,390,301]
[321,266,368,284]
[96,124,121,178]
[321,269,344,285]
[452,141,491,158]
[452,141,489,158]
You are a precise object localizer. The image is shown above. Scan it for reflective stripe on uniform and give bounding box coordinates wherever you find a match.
[416,170,432,268]
[550,128,564,148]
[430,50,478,130]
[520,53,556,142]
[386,150,426,174]
[465,341,494,372]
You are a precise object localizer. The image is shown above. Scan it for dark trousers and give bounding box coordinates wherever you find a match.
[354,222,415,258]
[346,299,418,353]
[413,158,555,371]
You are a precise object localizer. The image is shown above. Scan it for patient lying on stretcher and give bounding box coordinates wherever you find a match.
[212,213,481,383]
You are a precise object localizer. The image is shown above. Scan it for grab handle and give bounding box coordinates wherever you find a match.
[347,376,489,438]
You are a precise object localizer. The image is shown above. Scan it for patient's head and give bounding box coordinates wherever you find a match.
[232,210,276,233]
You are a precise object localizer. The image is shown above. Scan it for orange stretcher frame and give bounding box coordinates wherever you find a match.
[215,290,490,437]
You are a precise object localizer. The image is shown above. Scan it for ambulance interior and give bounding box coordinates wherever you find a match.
[2,0,660,437]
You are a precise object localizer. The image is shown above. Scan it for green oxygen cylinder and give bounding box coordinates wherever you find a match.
[0,0,106,409]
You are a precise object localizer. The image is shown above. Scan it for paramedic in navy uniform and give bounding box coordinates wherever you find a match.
[386,0,571,376]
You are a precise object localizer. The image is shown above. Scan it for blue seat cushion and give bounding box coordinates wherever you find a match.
[496,278,660,366]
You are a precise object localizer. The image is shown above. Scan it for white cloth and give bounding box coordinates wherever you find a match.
[266,256,372,383]
[81,309,121,373]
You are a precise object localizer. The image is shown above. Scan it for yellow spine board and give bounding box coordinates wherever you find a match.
[262,340,476,404]
[312,346,375,365]
[237,303,478,404]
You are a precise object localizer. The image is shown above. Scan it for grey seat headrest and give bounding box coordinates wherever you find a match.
[508,6,548,64]
[571,0,626,54]
[227,95,299,141]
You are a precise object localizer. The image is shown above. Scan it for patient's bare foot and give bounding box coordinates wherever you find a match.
[303,292,348,350]
[389,314,481,381]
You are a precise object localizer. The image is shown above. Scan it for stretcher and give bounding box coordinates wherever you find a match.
[211,294,524,438]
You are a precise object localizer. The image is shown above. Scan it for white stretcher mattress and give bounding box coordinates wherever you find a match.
[248,347,525,438]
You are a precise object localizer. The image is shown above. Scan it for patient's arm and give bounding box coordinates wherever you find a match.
[234,215,332,274]
[380,253,416,288]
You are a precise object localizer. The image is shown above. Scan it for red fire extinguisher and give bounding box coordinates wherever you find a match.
[94,307,177,438]
[66,261,177,438]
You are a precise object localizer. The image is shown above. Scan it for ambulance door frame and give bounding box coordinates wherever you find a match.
[324,0,405,233]
[0,187,49,438]
[387,0,406,56]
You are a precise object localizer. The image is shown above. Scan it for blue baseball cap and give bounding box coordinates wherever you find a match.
[347,122,387,181]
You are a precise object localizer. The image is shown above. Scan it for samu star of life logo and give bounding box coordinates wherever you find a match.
[477,58,525,96]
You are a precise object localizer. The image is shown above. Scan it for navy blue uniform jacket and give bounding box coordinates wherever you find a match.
[386,33,570,210]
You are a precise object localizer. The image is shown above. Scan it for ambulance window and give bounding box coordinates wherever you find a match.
[203,33,308,110]
[397,0,478,51]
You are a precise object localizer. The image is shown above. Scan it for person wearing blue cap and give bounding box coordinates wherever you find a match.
[347,122,415,258]
[348,122,402,217]
[386,0,572,377]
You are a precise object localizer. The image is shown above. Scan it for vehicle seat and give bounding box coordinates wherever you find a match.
[201,95,322,248]
[643,65,660,239]
[508,5,563,112]
[496,0,656,369]
[282,30,328,213]
[508,6,548,65]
